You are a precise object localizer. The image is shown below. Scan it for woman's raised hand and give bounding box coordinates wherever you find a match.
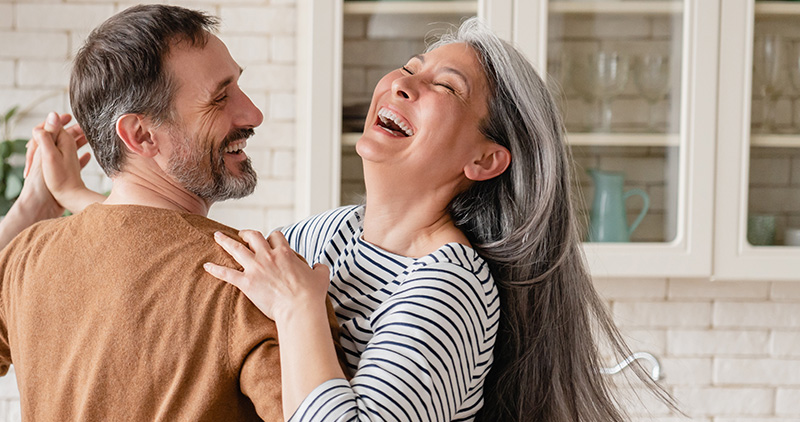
[28,112,104,213]
[204,230,331,322]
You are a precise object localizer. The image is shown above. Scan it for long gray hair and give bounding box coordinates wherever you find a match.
[430,18,674,421]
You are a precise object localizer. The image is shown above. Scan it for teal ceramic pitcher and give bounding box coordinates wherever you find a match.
[587,169,650,242]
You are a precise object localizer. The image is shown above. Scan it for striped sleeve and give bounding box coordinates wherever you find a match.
[289,246,498,422]
[281,206,360,264]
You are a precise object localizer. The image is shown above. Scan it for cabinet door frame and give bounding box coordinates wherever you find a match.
[506,0,718,278]
[713,0,800,281]
[296,0,343,219]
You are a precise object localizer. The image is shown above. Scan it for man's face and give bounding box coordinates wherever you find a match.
[161,34,263,203]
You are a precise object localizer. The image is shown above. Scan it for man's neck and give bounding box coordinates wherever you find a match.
[105,165,211,216]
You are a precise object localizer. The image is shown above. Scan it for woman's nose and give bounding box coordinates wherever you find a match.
[391,77,416,101]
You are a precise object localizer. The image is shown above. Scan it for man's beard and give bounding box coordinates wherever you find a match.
[167,127,258,203]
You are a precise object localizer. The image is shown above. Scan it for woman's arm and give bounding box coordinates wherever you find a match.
[25,112,105,214]
[206,231,498,421]
[0,113,94,248]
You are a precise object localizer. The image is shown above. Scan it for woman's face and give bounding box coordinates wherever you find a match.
[357,43,497,190]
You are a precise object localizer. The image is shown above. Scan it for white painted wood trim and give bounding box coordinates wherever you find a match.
[295,0,343,219]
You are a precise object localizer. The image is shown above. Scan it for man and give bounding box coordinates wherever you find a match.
[0,5,339,420]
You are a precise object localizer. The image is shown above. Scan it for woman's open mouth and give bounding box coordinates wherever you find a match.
[376,107,414,137]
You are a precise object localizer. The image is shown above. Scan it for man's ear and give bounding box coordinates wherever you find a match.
[464,143,511,182]
[116,114,158,157]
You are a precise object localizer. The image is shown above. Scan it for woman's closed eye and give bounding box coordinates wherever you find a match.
[400,65,459,94]
[436,82,456,93]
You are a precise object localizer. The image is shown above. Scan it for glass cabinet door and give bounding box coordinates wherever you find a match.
[715,0,800,280]
[509,0,718,277]
[547,0,684,244]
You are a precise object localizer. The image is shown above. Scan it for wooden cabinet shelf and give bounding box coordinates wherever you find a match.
[343,1,476,15]
[755,1,800,16]
[549,0,683,15]
[751,134,800,148]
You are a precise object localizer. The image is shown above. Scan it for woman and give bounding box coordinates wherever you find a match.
[205,18,670,422]
[15,18,668,422]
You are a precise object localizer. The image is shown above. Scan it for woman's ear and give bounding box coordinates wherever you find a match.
[464,143,511,181]
[116,114,158,157]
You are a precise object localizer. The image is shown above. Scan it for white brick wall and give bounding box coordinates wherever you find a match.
[601,279,800,421]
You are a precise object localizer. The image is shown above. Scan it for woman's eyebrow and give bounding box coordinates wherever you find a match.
[409,53,471,95]
[441,66,470,95]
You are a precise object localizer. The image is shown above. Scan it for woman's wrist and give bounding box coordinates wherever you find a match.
[274,298,346,417]
[57,185,105,214]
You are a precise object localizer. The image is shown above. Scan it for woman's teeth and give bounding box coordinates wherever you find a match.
[377,108,414,136]
[224,140,247,153]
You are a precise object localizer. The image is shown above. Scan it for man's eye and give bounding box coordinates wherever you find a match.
[401,66,413,75]
[213,95,228,105]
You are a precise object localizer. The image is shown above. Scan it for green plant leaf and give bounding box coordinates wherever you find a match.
[0,141,11,160]
[0,197,11,216]
[10,139,28,155]
[3,106,19,125]
[5,170,23,200]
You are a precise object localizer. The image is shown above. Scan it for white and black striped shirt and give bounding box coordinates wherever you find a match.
[282,206,499,422]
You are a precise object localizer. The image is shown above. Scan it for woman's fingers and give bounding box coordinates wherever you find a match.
[203,262,247,288]
[65,124,87,149]
[213,231,258,268]
[78,152,92,169]
[25,113,83,178]
[265,230,290,250]
[238,229,269,255]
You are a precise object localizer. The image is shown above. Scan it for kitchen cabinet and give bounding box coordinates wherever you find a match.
[295,0,800,280]
[714,1,800,280]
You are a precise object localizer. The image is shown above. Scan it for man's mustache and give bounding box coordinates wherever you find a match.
[220,128,255,151]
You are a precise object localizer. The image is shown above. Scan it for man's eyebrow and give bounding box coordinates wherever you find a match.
[211,66,244,96]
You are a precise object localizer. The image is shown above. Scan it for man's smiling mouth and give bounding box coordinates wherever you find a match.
[224,139,247,154]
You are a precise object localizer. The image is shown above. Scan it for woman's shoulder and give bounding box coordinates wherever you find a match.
[281,205,363,238]
[400,243,497,307]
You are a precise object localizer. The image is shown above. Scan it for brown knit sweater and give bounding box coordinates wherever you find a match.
[0,204,296,421]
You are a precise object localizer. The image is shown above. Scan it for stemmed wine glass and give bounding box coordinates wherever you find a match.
[752,34,788,134]
[790,40,800,132]
[570,49,630,133]
[547,53,571,117]
[633,53,671,133]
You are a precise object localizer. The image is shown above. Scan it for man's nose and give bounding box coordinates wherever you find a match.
[236,91,264,129]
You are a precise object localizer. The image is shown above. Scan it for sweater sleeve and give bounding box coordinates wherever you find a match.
[229,289,284,421]
[288,259,498,422]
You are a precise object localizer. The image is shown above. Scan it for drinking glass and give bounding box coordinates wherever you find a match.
[752,34,788,133]
[570,50,630,132]
[547,53,570,116]
[790,40,800,132]
[633,53,671,133]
